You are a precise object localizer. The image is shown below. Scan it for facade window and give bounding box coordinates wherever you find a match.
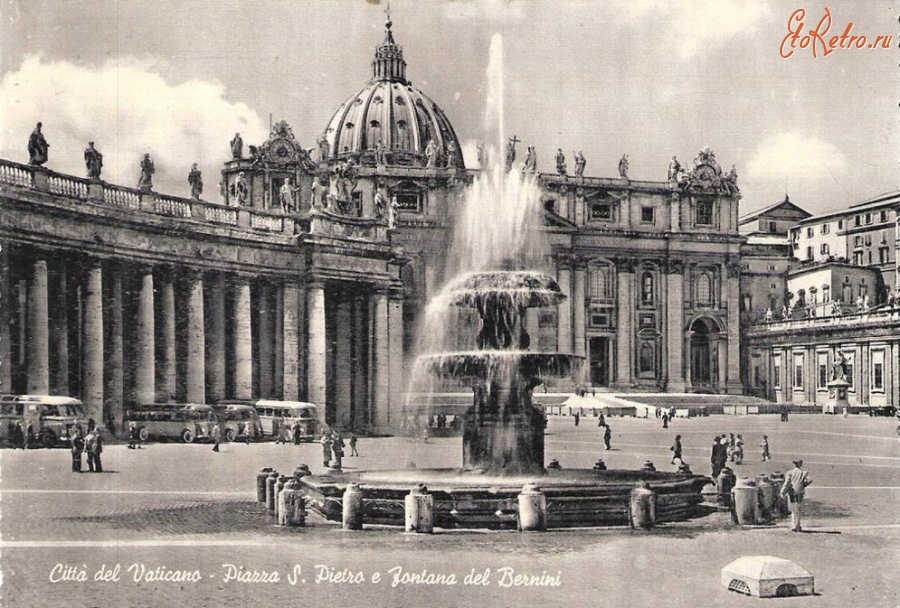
[589,308,614,328]
[846,363,854,388]
[865,213,872,225]
[822,285,830,301]
[395,191,422,212]
[639,341,655,373]
[854,236,863,247]
[879,247,889,264]
[806,246,813,260]
[538,312,556,327]
[842,284,852,302]
[641,271,654,304]
[768,221,777,233]
[589,264,613,300]
[872,350,884,391]
[855,215,861,227]
[590,203,612,221]
[821,223,829,234]
[880,210,888,223]
[820,244,830,255]
[865,235,872,246]
[806,227,814,238]
[773,359,781,389]
[640,206,654,224]
[817,353,829,389]
[868,251,872,265]
[696,271,713,307]
[853,251,863,265]
[696,200,713,225]
[793,354,804,389]
[838,219,843,230]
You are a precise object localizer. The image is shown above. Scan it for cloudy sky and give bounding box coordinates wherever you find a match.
[1,0,896,215]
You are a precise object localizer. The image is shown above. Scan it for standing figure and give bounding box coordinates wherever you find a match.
[618,154,629,178]
[187,163,203,199]
[760,434,771,461]
[445,142,458,168]
[85,429,97,472]
[375,138,386,165]
[84,142,103,179]
[291,419,301,445]
[573,412,580,426]
[128,421,140,449]
[71,426,85,472]
[555,148,567,175]
[317,135,329,162]
[211,422,220,452]
[28,122,49,166]
[90,429,103,472]
[662,412,669,429]
[424,139,438,168]
[734,434,744,464]
[671,434,682,465]
[331,433,345,469]
[388,195,399,229]
[667,155,682,181]
[349,433,359,456]
[320,433,333,467]
[603,424,612,450]
[574,150,586,177]
[138,153,155,191]
[24,422,36,449]
[279,178,297,212]
[235,172,249,205]
[597,412,605,427]
[230,133,243,159]
[373,190,386,219]
[781,459,812,532]
[522,146,537,172]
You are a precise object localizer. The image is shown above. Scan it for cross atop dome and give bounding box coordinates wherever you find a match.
[372,4,407,83]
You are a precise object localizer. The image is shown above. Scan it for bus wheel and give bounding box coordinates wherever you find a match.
[138,427,150,442]
[181,429,195,444]
[41,430,57,449]
[224,429,236,443]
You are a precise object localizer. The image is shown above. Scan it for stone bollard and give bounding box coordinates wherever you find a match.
[342,482,364,530]
[517,483,548,532]
[278,479,307,527]
[256,467,274,503]
[265,471,279,513]
[716,467,736,507]
[731,477,759,525]
[770,472,790,518]
[273,475,289,520]
[629,482,657,530]
[756,475,777,523]
[404,484,434,534]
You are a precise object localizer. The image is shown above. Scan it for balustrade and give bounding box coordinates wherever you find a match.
[250,211,283,232]
[47,174,89,200]
[103,185,142,209]
[0,160,33,187]
[154,196,193,218]
[201,204,238,226]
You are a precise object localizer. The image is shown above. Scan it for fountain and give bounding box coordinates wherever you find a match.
[297,34,710,529]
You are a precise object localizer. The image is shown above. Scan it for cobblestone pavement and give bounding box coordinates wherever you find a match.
[2,414,899,607]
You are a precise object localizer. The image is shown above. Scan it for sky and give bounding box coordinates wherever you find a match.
[1,0,897,215]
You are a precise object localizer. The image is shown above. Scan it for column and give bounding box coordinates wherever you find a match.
[334,299,353,426]
[557,259,572,354]
[258,282,273,398]
[371,289,390,429]
[717,335,728,390]
[158,270,176,401]
[232,278,253,400]
[0,243,10,392]
[104,266,124,424]
[134,267,156,404]
[572,262,586,382]
[665,260,686,392]
[725,263,742,393]
[352,295,368,428]
[49,261,69,395]
[205,273,226,402]
[306,282,327,422]
[615,260,634,388]
[82,262,104,421]
[281,282,301,401]
[185,270,206,404]
[274,284,284,399]
[388,291,404,428]
[27,259,50,394]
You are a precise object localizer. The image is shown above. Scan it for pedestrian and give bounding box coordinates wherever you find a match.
[349,433,359,456]
[574,412,580,426]
[291,419,301,445]
[662,412,669,429]
[781,458,812,532]
[603,424,612,450]
[597,412,605,427]
[24,421,37,449]
[711,436,727,478]
[5,420,15,448]
[71,426,85,472]
[760,434,771,461]
[331,433,345,469]
[320,433,332,467]
[734,434,745,464]
[275,416,288,444]
[128,421,140,449]
[211,422,221,452]
[85,429,97,472]
[728,433,736,461]
[89,428,103,472]
[670,434,682,465]
[87,417,96,433]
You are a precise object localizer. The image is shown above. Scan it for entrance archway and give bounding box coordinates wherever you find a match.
[689,317,718,390]
[588,337,610,387]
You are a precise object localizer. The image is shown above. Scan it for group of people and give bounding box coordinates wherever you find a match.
[320,431,358,469]
[710,433,771,476]
[5,420,36,449]
[273,418,312,446]
[70,424,103,473]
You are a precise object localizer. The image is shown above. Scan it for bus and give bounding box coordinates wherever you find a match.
[0,395,88,448]
[211,402,262,442]
[254,400,319,442]
[124,403,218,443]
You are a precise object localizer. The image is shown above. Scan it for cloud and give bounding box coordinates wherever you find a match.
[612,0,774,58]
[0,56,267,199]
[443,0,525,23]
[746,132,846,181]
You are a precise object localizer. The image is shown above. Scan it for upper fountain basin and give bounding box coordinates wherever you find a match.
[441,270,565,308]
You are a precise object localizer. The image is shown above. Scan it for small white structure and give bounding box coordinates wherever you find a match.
[721,556,814,598]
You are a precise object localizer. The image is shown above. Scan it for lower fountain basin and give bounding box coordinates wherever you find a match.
[299,468,712,529]
[417,351,575,380]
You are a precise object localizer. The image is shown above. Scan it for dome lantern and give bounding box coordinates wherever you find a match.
[372,11,407,84]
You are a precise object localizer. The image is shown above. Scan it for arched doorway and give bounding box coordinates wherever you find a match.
[690,318,718,390]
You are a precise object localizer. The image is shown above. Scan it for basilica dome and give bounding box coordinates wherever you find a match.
[321,18,465,169]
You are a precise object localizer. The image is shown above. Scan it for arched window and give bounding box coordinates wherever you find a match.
[696,271,713,306]
[641,271,654,305]
[589,264,613,300]
[639,341,655,373]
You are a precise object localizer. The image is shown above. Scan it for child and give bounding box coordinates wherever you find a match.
[734,434,744,464]
[349,433,359,456]
[760,435,770,461]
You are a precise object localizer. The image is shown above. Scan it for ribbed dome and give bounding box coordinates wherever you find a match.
[321,18,464,169]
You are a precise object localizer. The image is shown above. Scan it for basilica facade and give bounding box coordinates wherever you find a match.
[0,19,745,431]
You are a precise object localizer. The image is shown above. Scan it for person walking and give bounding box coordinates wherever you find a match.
[781,459,812,532]
[603,424,612,450]
[128,421,141,449]
[71,426,85,472]
[671,434,683,465]
[291,419,301,445]
[320,433,333,467]
[734,434,745,464]
[711,436,727,477]
[331,432,345,469]
[662,412,669,429]
[88,428,103,472]
[597,412,605,427]
[85,429,97,472]
[211,422,221,452]
[349,433,359,456]
[574,412,580,426]
[760,435,771,461]
[24,421,36,449]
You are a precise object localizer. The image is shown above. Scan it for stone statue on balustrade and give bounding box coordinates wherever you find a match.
[279,178,299,212]
[832,350,849,381]
[84,142,103,180]
[328,160,359,215]
[505,136,519,172]
[574,150,586,177]
[445,142,458,168]
[187,163,203,199]
[765,307,773,323]
[424,139,438,169]
[555,148,566,175]
[618,154,629,179]
[667,155,682,181]
[138,153,155,191]
[782,305,791,320]
[317,135,330,163]
[388,195,399,229]
[234,172,249,206]
[28,122,49,166]
[375,138,387,165]
[830,299,841,316]
[373,190,386,220]
[721,164,739,195]
[522,146,537,173]
[230,133,243,159]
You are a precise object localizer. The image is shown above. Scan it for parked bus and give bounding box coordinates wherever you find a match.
[124,403,218,443]
[0,395,88,448]
[212,402,262,442]
[254,400,319,442]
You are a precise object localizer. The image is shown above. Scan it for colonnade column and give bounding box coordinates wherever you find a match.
[371,289,390,429]
[0,243,10,392]
[105,266,124,424]
[572,261,586,382]
[557,258,572,355]
[352,295,368,428]
[388,291,404,428]
[82,261,104,422]
[725,262,743,393]
[306,281,327,423]
[185,270,205,404]
[334,299,353,427]
[615,259,634,388]
[274,284,284,399]
[232,277,253,400]
[158,269,176,401]
[258,283,274,398]
[281,282,301,401]
[665,260,686,392]
[134,267,156,405]
[27,259,50,394]
[205,273,226,402]
[717,335,728,390]
[49,261,69,395]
